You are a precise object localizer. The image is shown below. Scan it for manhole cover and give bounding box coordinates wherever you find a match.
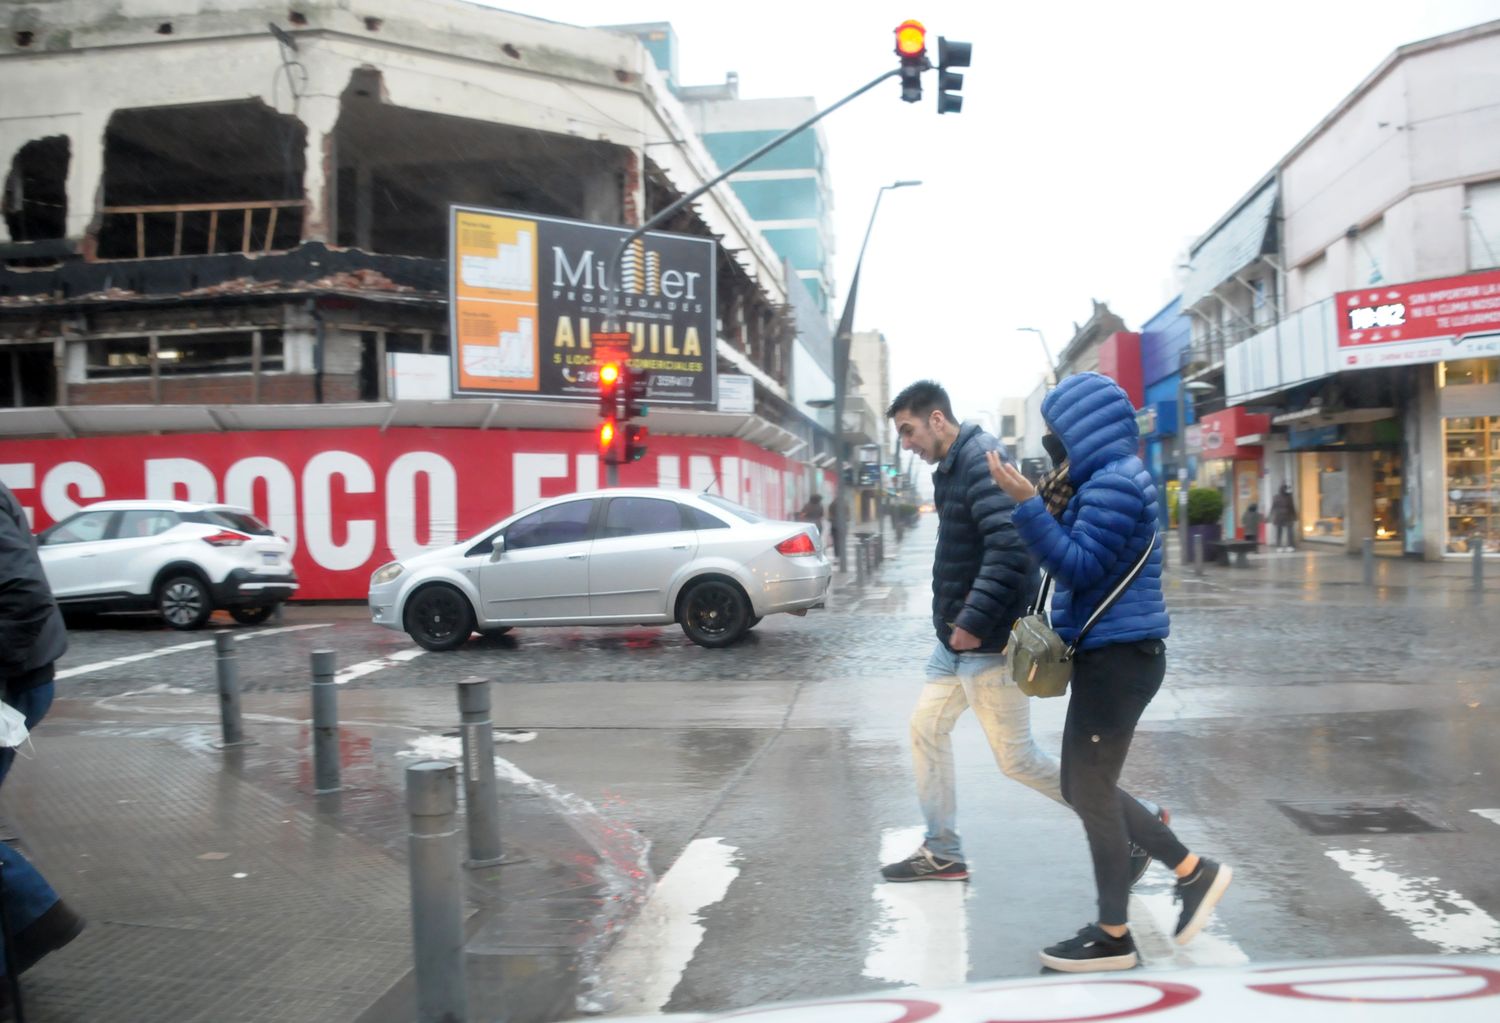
[1273,800,1455,836]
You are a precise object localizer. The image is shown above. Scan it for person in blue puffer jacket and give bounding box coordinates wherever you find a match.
[988,372,1233,973]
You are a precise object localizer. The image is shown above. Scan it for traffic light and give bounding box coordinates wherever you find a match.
[936,36,971,114]
[598,359,621,418]
[599,418,617,456]
[894,19,927,103]
[624,425,648,463]
[622,365,649,421]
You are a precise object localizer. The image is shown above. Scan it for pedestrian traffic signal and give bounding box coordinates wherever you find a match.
[894,19,927,104]
[598,360,621,419]
[936,37,971,114]
[624,425,648,463]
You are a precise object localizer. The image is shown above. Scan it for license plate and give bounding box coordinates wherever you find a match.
[262,552,279,565]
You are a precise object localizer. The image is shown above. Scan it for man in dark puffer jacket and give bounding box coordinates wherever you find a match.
[877,380,1067,884]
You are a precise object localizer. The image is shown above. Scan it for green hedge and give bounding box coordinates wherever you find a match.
[1187,487,1224,526]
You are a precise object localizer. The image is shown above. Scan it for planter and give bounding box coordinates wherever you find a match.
[1187,523,1221,562]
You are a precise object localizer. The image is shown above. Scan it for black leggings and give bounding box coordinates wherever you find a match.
[1061,639,1189,925]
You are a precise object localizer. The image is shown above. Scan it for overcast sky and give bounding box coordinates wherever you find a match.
[486,0,1500,428]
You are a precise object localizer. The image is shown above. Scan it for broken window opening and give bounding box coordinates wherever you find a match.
[4,136,70,246]
[332,74,621,259]
[0,345,56,407]
[84,331,284,379]
[96,102,306,260]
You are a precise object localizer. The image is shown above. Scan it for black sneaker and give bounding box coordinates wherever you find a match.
[1128,805,1171,887]
[1039,924,1139,972]
[881,846,968,882]
[1173,858,1232,945]
[14,898,86,973]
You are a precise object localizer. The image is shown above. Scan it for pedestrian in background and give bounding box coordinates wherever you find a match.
[1271,484,1297,551]
[798,493,825,539]
[988,372,1232,972]
[1242,502,1262,549]
[0,481,85,1003]
[878,380,1068,883]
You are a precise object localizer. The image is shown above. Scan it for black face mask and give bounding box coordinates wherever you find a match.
[1042,433,1067,468]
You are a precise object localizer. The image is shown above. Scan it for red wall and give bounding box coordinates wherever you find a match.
[0,428,831,599]
[1097,332,1143,408]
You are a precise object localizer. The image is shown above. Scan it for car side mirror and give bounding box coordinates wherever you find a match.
[489,536,505,562]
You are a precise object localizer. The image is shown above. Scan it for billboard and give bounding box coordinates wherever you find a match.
[1336,268,1500,369]
[449,205,717,404]
[1,428,822,600]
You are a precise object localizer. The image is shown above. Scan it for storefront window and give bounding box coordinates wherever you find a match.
[1372,451,1403,542]
[1298,453,1346,540]
[1443,415,1500,553]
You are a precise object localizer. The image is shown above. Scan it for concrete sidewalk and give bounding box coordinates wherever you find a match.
[4,686,652,1023]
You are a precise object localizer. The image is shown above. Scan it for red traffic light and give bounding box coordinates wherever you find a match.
[599,420,616,448]
[894,19,926,59]
[599,362,620,386]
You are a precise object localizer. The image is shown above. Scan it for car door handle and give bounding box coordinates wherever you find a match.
[567,554,587,560]
[672,544,689,550]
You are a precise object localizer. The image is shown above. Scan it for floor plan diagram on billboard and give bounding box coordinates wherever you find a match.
[462,318,535,379]
[460,230,533,292]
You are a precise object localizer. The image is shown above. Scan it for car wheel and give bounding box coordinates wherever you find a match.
[158,575,213,630]
[230,605,277,626]
[403,585,475,652]
[679,579,751,648]
[746,616,763,629]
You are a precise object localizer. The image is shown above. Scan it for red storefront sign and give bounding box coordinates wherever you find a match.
[0,428,828,599]
[1199,408,1269,460]
[1336,268,1500,369]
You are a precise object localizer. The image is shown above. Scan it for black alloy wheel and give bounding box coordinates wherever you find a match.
[158,575,213,630]
[230,605,277,626]
[679,579,751,648]
[404,585,476,652]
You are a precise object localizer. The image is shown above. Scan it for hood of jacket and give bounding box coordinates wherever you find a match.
[1041,372,1140,483]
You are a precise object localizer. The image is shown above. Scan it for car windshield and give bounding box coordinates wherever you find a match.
[197,509,275,535]
[700,494,763,523]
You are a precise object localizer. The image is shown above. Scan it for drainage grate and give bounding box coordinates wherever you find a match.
[1273,800,1456,836]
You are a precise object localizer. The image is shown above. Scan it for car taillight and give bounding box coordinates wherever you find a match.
[202,530,250,547]
[775,533,816,557]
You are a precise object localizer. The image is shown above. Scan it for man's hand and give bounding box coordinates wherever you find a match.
[986,450,1037,502]
[949,625,982,651]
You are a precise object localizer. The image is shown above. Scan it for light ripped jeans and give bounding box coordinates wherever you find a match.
[911,642,1066,861]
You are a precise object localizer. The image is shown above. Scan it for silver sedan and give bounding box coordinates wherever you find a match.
[368,488,831,650]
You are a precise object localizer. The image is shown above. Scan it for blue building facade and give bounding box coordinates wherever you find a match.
[1138,297,1196,526]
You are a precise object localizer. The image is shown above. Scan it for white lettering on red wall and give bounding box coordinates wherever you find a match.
[0,428,826,599]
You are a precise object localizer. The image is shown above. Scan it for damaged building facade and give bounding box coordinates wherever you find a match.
[0,0,841,597]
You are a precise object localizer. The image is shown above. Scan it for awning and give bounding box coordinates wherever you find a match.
[1182,179,1278,308]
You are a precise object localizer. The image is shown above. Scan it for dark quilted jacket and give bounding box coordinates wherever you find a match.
[1012,373,1169,650]
[931,423,1037,652]
[0,482,68,677]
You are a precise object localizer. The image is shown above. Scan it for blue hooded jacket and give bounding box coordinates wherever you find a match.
[1011,373,1169,649]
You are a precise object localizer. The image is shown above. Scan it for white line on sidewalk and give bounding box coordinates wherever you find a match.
[55,623,332,679]
[596,837,740,1015]
[1472,809,1500,828]
[333,646,426,684]
[1326,847,1500,953]
[864,826,969,988]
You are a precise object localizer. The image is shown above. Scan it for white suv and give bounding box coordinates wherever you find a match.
[37,500,298,629]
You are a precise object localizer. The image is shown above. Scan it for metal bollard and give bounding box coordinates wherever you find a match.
[406,762,470,1023]
[311,650,340,794]
[1362,537,1375,587]
[1193,534,1204,577]
[214,631,245,746]
[1473,534,1486,594]
[854,538,867,587]
[457,677,503,867]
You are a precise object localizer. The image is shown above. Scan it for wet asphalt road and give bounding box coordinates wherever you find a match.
[48,516,1500,1014]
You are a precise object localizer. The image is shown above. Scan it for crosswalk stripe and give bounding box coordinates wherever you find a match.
[333,646,425,684]
[55,622,331,679]
[1326,848,1500,953]
[864,826,969,988]
[1472,809,1500,828]
[1129,886,1249,969]
[596,837,739,1015]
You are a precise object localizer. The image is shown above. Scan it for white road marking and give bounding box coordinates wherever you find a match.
[55,623,332,679]
[1472,809,1500,828]
[1129,885,1248,968]
[864,826,969,988]
[333,646,426,684]
[596,837,739,1015]
[1326,848,1500,953]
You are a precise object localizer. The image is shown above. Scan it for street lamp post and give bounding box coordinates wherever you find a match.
[1017,327,1056,388]
[831,179,922,568]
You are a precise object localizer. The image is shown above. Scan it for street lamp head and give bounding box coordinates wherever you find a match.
[1184,380,1218,395]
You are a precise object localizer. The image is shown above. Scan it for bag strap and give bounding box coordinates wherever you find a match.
[1065,528,1158,656]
